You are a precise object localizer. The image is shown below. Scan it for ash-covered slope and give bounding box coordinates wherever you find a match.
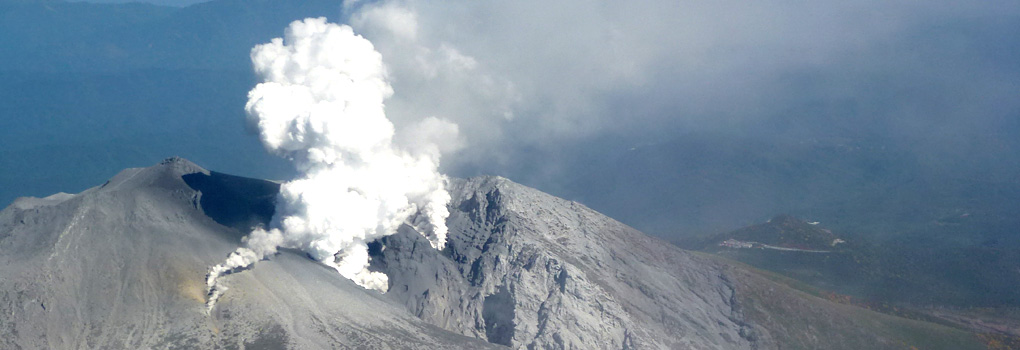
[374,177,984,350]
[0,157,501,350]
[0,158,984,350]
[374,177,758,349]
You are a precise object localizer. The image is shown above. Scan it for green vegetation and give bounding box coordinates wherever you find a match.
[684,214,1020,348]
[681,214,1020,307]
[723,261,986,350]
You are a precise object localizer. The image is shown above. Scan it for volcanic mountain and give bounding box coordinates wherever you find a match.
[0,158,985,349]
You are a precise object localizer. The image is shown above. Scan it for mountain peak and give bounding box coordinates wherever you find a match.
[95,157,208,194]
[158,156,209,175]
[379,173,760,349]
[0,159,502,349]
[0,162,989,349]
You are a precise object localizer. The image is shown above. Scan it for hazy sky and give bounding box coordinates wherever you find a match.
[2,0,1018,238]
[341,0,1020,234]
[345,1,1019,167]
[64,0,210,6]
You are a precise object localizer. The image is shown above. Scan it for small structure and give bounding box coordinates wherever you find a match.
[719,239,754,249]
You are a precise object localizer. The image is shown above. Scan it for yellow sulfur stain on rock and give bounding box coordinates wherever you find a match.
[165,260,209,305]
[179,277,207,305]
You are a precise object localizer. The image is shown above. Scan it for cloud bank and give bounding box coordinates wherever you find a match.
[344,0,1019,162]
[341,1,1020,235]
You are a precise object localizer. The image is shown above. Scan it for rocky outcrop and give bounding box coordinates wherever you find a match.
[1,159,984,349]
[374,176,759,349]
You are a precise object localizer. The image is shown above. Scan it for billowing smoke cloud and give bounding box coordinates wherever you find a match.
[206,17,456,311]
[340,1,1020,238]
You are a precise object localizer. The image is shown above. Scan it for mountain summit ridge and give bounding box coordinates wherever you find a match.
[0,157,501,349]
[374,174,759,348]
[0,158,986,349]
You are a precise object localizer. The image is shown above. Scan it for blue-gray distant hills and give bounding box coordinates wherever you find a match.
[0,158,986,349]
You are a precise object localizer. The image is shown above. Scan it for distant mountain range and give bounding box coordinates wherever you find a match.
[0,158,990,349]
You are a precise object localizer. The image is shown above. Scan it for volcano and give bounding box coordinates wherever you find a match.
[0,158,983,349]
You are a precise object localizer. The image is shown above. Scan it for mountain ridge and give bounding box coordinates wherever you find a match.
[0,157,503,349]
[0,158,987,349]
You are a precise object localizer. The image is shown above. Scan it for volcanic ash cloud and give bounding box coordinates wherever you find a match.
[206,17,456,311]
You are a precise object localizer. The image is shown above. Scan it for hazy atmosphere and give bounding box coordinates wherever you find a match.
[3,1,1020,348]
[2,0,1018,241]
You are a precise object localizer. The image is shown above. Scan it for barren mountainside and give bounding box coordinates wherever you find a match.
[0,158,500,350]
[375,176,758,349]
[0,158,986,349]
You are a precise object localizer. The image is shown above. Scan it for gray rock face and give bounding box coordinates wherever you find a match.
[0,158,503,350]
[374,176,759,350]
[3,158,976,350]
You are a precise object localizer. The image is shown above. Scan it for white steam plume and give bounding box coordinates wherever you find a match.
[205,17,455,312]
